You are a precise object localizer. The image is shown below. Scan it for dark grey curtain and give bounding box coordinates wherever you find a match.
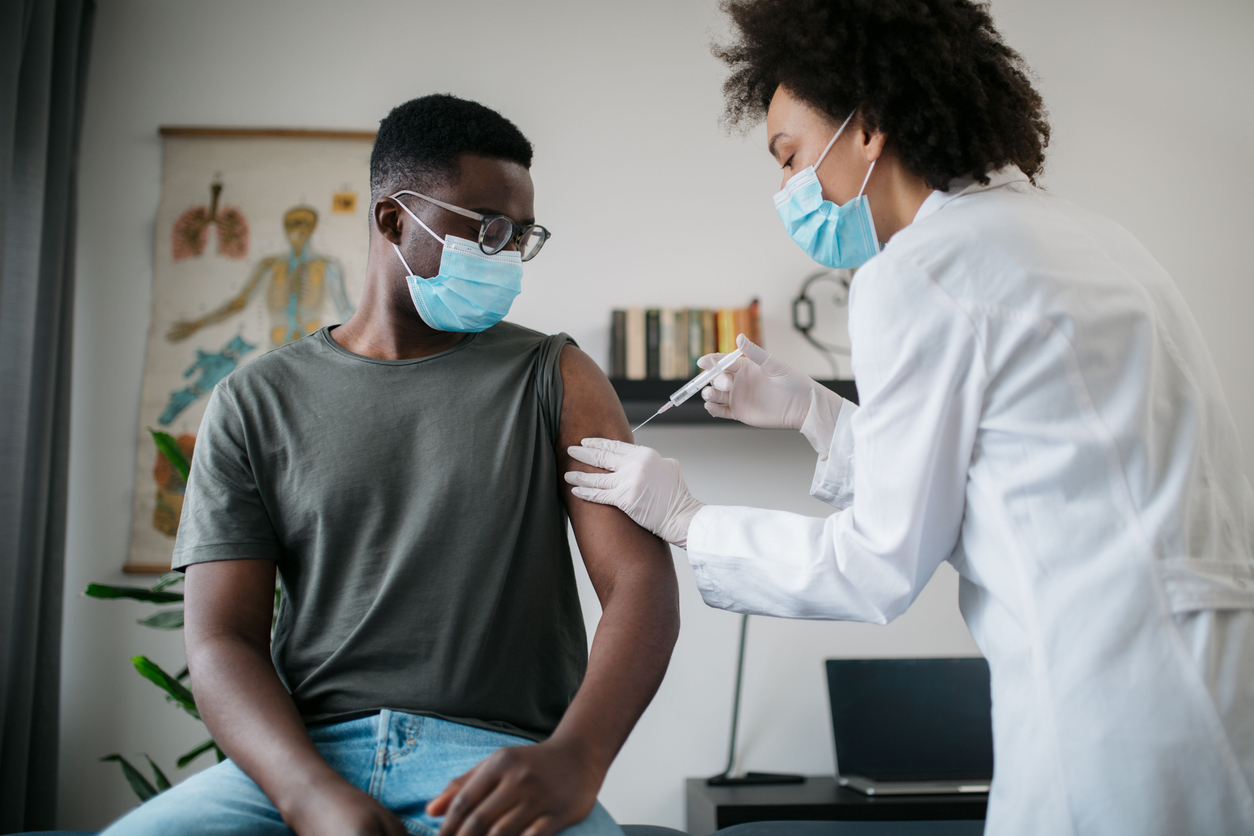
[0,0,94,831]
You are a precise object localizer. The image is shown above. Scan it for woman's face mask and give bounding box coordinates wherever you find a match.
[774,111,880,270]
[390,194,523,333]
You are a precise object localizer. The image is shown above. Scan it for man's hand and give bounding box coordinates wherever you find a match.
[426,738,600,836]
[284,778,408,836]
[185,559,406,836]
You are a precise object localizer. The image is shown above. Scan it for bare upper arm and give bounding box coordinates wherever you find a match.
[184,559,278,653]
[556,345,673,603]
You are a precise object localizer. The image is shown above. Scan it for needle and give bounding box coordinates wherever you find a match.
[629,347,745,435]
[632,410,663,433]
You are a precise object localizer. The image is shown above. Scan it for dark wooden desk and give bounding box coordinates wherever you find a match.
[686,777,987,836]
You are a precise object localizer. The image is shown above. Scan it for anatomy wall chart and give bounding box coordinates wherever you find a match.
[126,128,374,571]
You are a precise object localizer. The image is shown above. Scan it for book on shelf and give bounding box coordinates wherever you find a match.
[687,308,704,378]
[645,309,661,379]
[659,308,676,380]
[610,310,626,379]
[608,300,761,381]
[625,308,646,380]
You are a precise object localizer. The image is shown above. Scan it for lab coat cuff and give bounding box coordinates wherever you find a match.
[810,397,856,509]
[685,505,737,611]
[800,385,844,456]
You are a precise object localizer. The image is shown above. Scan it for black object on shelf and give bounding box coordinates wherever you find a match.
[793,268,853,379]
[686,776,988,836]
[707,615,806,787]
[612,379,858,426]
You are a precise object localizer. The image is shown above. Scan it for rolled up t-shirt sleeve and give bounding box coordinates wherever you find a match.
[172,382,281,569]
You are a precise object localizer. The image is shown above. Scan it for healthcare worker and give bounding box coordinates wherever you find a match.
[564,1,1254,834]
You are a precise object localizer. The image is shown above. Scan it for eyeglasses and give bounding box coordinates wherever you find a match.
[390,190,551,262]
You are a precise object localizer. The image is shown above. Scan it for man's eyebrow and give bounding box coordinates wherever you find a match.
[768,131,788,161]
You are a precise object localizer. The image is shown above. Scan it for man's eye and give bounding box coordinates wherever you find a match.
[782,154,795,170]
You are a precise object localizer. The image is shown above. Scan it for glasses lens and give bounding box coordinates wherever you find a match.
[519,226,549,262]
[480,217,513,254]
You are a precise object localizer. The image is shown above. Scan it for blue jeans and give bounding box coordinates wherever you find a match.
[100,711,623,836]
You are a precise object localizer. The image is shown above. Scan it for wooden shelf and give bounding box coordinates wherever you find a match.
[612,379,858,426]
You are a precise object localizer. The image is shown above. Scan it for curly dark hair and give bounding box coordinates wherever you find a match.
[370,94,533,200]
[714,0,1050,188]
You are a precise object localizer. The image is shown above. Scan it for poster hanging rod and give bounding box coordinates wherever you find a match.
[158,126,377,140]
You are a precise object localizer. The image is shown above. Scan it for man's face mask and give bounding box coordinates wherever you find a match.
[774,111,880,270]
[390,192,524,333]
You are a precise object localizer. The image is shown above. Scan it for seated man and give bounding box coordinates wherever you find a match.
[104,94,679,836]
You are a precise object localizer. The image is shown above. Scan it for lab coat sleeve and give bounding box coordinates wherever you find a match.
[806,395,857,509]
[686,257,986,624]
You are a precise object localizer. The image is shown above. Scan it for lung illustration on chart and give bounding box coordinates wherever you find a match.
[171,178,250,261]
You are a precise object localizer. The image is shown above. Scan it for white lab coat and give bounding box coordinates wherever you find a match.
[686,167,1254,835]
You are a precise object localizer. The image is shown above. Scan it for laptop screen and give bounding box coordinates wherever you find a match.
[825,658,994,782]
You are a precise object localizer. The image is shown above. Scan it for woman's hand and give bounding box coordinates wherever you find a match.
[701,334,821,429]
[564,439,704,548]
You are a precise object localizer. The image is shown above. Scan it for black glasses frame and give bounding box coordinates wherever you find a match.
[390,190,552,261]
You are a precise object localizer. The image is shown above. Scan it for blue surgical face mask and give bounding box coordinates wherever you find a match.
[390,194,523,333]
[774,111,880,269]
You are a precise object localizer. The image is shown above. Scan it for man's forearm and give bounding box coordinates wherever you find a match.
[548,560,679,774]
[189,634,341,815]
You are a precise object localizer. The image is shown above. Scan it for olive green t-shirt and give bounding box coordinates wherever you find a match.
[172,323,586,741]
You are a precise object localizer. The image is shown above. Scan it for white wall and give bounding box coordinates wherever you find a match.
[61,0,1253,829]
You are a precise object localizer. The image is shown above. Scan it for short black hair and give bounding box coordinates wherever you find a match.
[370,94,534,199]
[714,0,1050,188]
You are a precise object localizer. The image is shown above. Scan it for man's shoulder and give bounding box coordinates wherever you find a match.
[477,322,576,370]
[214,332,325,400]
[482,320,570,349]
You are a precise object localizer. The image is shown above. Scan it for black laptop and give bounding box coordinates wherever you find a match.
[825,658,994,796]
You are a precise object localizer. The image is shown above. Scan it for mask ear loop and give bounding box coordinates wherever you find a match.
[858,159,877,197]
[814,110,857,171]
[389,193,446,277]
[390,193,446,245]
[392,243,415,276]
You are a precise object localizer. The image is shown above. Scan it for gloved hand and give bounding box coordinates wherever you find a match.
[564,439,704,548]
[701,334,822,429]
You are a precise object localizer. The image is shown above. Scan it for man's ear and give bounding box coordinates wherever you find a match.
[373,197,404,245]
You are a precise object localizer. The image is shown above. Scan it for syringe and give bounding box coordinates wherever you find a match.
[632,347,746,432]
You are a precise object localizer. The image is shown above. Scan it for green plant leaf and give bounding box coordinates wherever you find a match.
[131,655,200,720]
[176,737,217,769]
[215,743,226,762]
[175,665,190,681]
[101,754,158,802]
[143,755,172,791]
[137,609,185,630]
[84,583,183,604]
[150,572,184,593]
[149,428,191,481]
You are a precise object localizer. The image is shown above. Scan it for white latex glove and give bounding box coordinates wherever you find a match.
[564,439,704,548]
[700,333,822,429]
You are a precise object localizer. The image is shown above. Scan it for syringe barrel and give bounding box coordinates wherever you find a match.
[667,347,745,407]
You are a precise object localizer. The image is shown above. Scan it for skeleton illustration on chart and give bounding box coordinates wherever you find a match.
[167,204,354,349]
